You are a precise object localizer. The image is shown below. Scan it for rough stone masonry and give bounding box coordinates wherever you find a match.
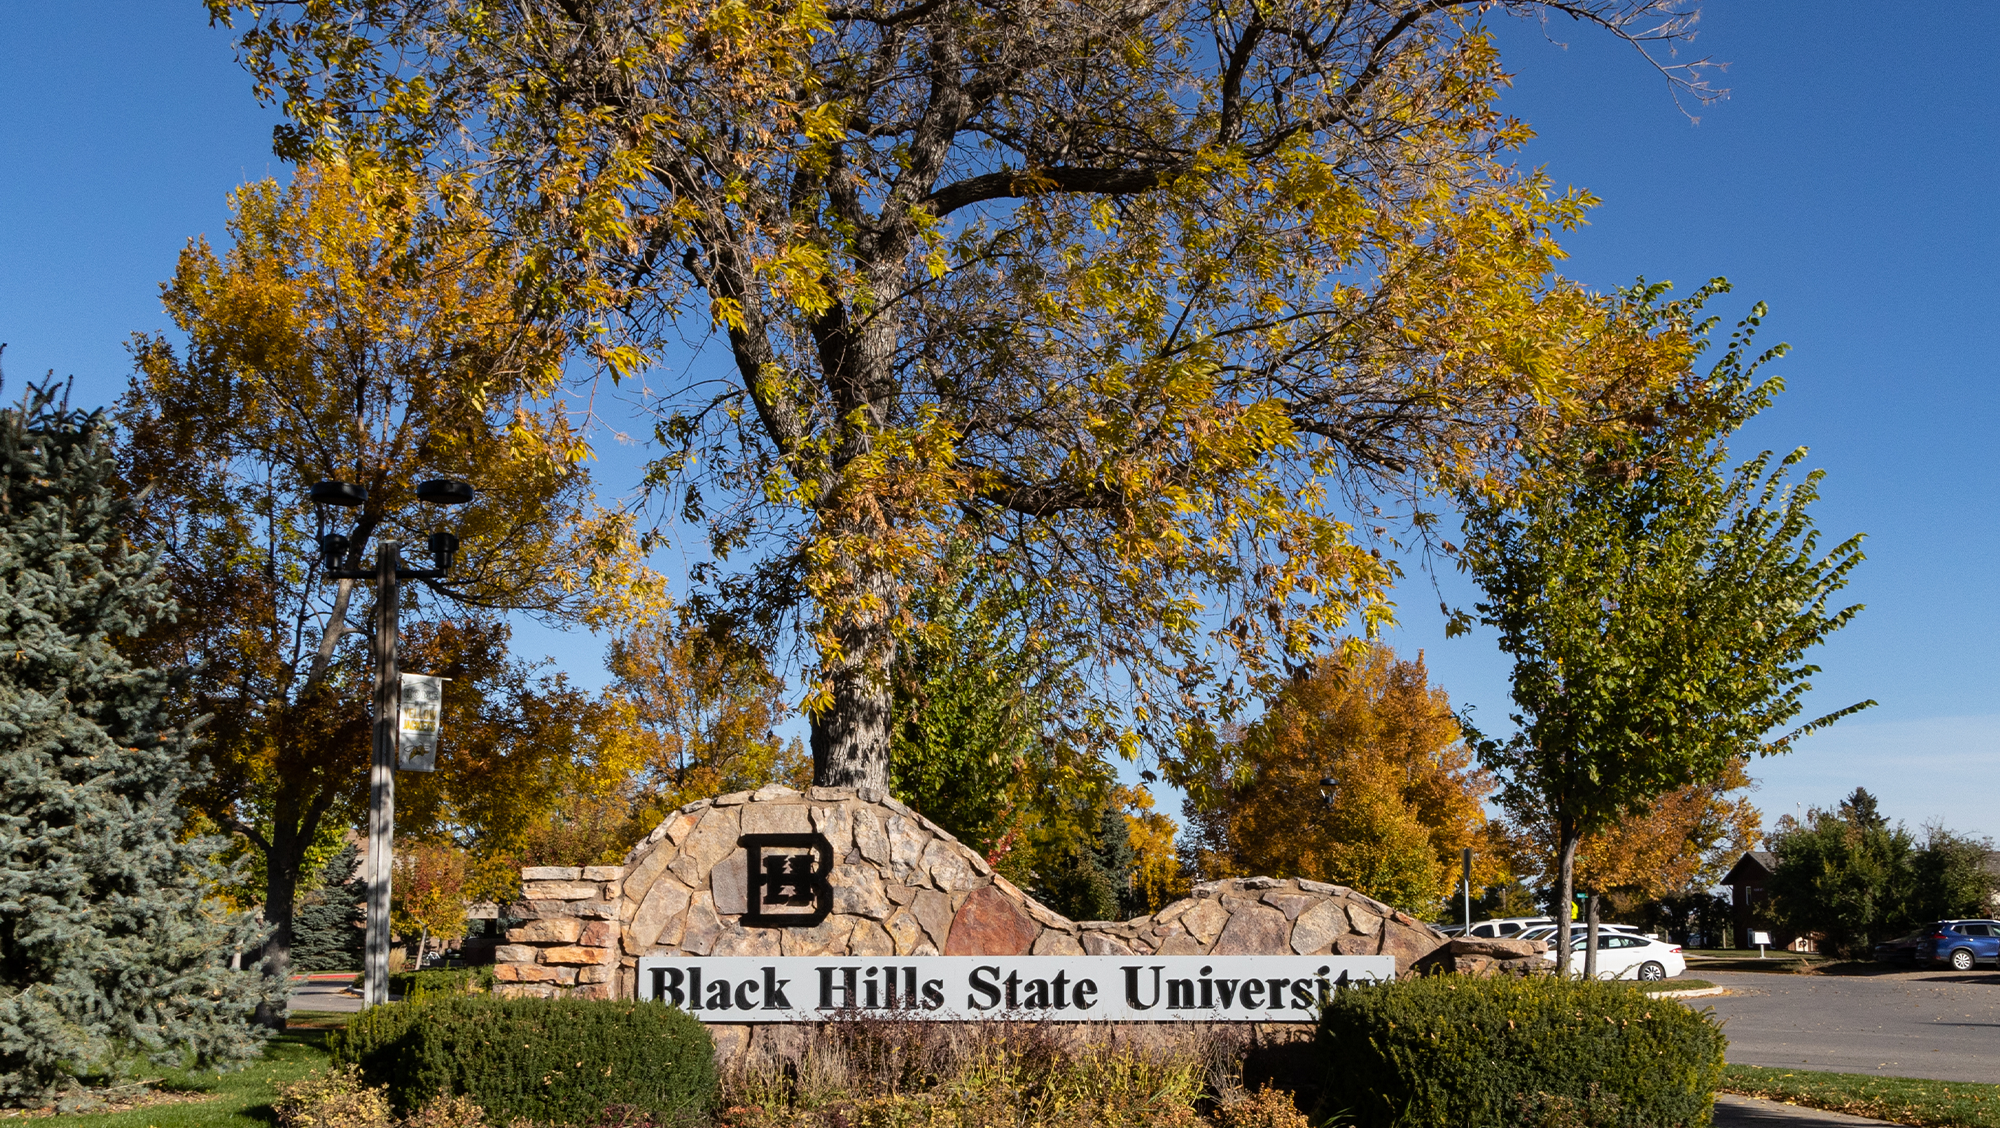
[493,785,1542,1051]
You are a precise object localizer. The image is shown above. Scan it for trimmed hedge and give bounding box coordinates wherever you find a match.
[389,966,495,1002]
[1313,976,1725,1128]
[331,996,716,1126]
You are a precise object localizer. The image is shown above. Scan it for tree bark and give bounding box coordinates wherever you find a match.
[1583,891,1600,980]
[1553,819,1579,979]
[252,813,303,1030]
[810,636,894,791]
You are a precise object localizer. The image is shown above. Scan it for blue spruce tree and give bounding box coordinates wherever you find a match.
[0,381,273,1105]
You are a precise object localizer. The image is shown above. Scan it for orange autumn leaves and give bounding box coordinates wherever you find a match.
[1183,643,1759,915]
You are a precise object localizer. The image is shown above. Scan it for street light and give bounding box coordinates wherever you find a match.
[312,477,474,1008]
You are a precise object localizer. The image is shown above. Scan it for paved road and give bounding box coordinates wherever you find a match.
[1697,969,2000,1083]
[289,977,365,1014]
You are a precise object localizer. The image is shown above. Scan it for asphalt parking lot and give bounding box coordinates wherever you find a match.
[1697,968,2000,1083]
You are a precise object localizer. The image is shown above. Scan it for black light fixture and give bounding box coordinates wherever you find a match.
[310,481,368,569]
[426,531,460,573]
[415,478,474,506]
[310,480,367,507]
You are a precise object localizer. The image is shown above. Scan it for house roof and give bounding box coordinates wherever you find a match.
[1721,850,1778,887]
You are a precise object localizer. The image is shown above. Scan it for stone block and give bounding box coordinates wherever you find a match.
[812,803,854,857]
[495,963,562,982]
[521,866,583,881]
[1345,903,1383,937]
[920,838,980,893]
[715,790,751,806]
[495,983,558,999]
[712,850,749,916]
[886,815,929,880]
[578,920,616,948]
[1335,934,1376,956]
[507,918,582,944]
[712,924,782,957]
[582,865,623,881]
[1290,900,1347,955]
[555,966,579,985]
[1081,931,1133,956]
[830,866,891,919]
[885,883,918,906]
[562,900,622,920]
[884,907,925,954]
[848,918,895,956]
[913,889,953,950]
[523,880,601,900]
[540,945,609,965]
[1156,934,1206,955]
[780,915,856,957]
[807,786,857,802]
[493,944,539,964]
[1182,899,1229,946]
[1262,891,1318,920]
[944,885,1038,956]
[661,809,701,846]
[1033,930,1084,956]
[1211,904,1289,955]
[1152,899,1196,925]
[682,891,722,956]
[740,802,813,836]
[853,809,890,867]
[669,805,742,887]
[1377,922,1442,973]
[752,784,802,803]
[622,845,676,907]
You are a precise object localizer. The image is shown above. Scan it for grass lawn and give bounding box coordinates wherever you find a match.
[1639,977,1716,993]
[34,1031,333,1128]
[1722,1064,2000,1128]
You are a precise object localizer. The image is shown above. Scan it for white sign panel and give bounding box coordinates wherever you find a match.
[397,674,444,771]
[635,955,1394,1023]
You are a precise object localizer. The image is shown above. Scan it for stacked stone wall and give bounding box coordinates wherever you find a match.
[495,785,1460,1005]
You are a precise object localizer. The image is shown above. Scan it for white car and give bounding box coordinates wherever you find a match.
[1517,923,1647,944]
[1540,932,1687,981]
[1462,916,1553,940]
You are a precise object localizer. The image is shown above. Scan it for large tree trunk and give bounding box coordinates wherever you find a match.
[1553,819,1580,979]
[252,810,304,1030]
[810,616,894,791]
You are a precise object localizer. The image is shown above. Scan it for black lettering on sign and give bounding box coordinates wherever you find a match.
[740,834,834,926]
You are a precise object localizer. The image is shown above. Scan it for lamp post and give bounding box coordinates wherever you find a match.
[310,478,473,1008]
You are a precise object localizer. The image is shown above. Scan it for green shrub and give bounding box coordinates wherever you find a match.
[331,996,715,1126]
[1312,976,1725,1128]
[388,967,495,1002]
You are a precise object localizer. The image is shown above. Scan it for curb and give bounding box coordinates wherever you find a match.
[1648,986,1729,999]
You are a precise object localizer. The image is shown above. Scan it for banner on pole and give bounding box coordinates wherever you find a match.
[398,674,445,771]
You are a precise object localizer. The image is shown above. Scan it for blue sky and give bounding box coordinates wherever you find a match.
[3,3,1994,842]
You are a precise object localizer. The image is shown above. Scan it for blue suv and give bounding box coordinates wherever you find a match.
[1916,920,2000,970]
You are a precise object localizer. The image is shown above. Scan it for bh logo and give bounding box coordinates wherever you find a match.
[739,834,834,927]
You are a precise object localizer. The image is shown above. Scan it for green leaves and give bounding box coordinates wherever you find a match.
[1458,285,1872,951]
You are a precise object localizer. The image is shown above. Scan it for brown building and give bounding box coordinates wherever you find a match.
[1719,850,1777,950]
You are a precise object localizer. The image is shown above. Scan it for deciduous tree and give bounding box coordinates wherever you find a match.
[118,163,645,1005]
[1457,290,1871,974]
[216,0,1714,791]
[1179,643,1504,915]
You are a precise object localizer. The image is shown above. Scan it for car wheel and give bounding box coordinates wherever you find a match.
[1638,961,1666,982]
[1951,948,1976,971]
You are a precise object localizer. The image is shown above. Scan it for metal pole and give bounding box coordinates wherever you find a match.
[1461,846,1472,933]
[363,539,400,1008]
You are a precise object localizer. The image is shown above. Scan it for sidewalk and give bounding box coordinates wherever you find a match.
[1715,1095,1905,1128]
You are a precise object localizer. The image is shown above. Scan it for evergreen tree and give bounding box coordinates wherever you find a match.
[289,842,363,974]
[0,381,272,1104]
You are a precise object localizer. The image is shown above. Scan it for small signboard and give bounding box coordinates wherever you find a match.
[397,674,445,771]
[636,955,1394,1023]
